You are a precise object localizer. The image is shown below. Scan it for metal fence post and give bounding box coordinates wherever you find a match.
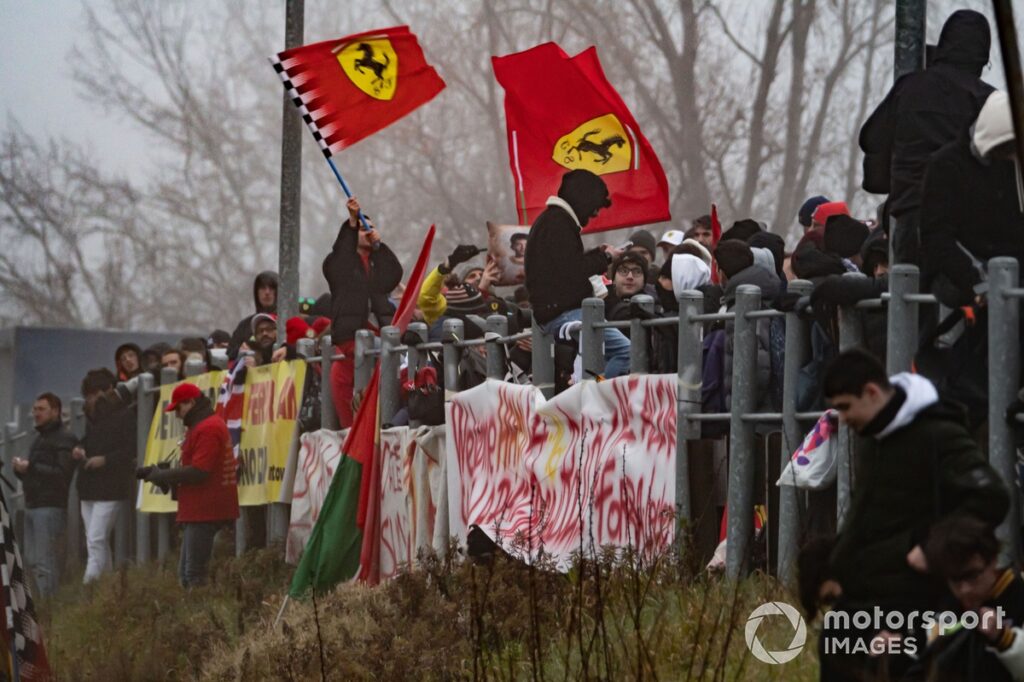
[836,274,867,527]
[886,264,919,374]
[726,285,761,579]
[379,326,401,427]
[158,367,179,561]
[354,329,375,396]
[630,294,653,374]
[779,279,812,586]
[531,319,555,399]
[989,257,1021,567]
[676,290,704,529]
[405,323,429,428]
[67,398,86,574]
[442,318,465,401]
[320,334,338,432]
[581,298,605,380]
[485,315,508,380]
[135,373,154,564]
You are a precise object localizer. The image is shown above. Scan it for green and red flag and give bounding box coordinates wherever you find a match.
[492,42,670,233]
[271,26,445,155]
[290,225,435,596]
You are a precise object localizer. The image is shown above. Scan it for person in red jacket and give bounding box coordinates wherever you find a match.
[137,383,239,587]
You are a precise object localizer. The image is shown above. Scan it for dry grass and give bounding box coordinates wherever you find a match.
[40,539,820,681]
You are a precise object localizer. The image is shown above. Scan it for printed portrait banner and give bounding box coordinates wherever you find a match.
[237,360,307,506]
[138,371,226,513]
[486,221,529,286]
[447,376,676,568]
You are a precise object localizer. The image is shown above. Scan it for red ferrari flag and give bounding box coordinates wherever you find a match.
[270,26,445,155]
[492,43,670,233]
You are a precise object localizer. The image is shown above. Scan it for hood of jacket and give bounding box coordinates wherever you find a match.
[723,263,781,306]
[933,9,990,73]
[670,254,711,293]
[750,247,777,276]
[792,245,847,281]
[253,271,279,314]
[556,170,610,228]
[876,373,940,439]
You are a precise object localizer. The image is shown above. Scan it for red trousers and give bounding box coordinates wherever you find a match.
[330,341,356,428]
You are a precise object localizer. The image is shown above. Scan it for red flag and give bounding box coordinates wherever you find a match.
[710,203,723,284]
[271,26,445,155]
[492,43,670,233]
[345,225,435,585]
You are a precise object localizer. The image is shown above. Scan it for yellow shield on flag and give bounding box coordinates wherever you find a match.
[337,38,398,101]
[553,114,633,175]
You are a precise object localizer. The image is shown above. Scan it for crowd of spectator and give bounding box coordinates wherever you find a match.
[9,8,1024,679]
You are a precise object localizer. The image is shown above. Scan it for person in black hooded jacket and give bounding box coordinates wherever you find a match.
[920,91,1024,309]
[227,271,278,360]
[323,197,403,427]
[525,169,631,379]
[859,9,994,265]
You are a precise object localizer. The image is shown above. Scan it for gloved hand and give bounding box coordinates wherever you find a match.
[135,465,154,480]
[446,244,484,269]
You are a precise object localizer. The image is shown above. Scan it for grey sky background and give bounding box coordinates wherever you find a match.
[1,1,1019,189]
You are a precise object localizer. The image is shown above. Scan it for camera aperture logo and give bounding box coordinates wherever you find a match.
[745,601,807,664]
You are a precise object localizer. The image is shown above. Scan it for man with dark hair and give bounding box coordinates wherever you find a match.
[604,252,649,324]
[818,348,1009,678]
[137,383,239,587]
[525,169,629,378]
[509,233,527,266]
[114,343,142,382]
[912,515,1024,680]
[12,392,76,598]
[74,369,136,583]
[687,215,714,248]
[161,349,185,380]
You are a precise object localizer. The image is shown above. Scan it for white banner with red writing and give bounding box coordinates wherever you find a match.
[446,376,676,568]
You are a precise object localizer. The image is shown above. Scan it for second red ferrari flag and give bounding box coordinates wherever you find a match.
[492,43,670,233]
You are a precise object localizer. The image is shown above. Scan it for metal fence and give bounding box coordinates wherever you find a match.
[0,258,1020,585]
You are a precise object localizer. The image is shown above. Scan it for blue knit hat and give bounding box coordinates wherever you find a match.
[798,195,830,228]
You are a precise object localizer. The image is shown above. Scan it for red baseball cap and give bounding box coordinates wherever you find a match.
[165,383,202,412]
[811,201,850,226]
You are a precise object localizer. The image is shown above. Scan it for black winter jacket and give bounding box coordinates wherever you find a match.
[17,420,76,509]
[526,202,609,324]
[859,10,993,217]
[920,134,1024,308]
[830,390,1009,610]
[322,222,403,344]
[77,398,137,501]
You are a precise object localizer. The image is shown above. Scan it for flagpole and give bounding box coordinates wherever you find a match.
[325,157,372,232]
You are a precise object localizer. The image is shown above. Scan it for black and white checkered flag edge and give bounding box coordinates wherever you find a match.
[268,54,333,157]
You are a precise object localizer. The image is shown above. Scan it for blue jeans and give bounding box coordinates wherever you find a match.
[178,522,223,588]
[24,507,65,598]
[542,308,631,379]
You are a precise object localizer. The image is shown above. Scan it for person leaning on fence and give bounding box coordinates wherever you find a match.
[137,383,239,588]
[73,369,136,584]
[603,251,651,329]
[903,514,1024,681]
[859,9,994,265]
[816,349,1009,681]
[12,393,76,599]
[525,169,630,379]
[920,90,1024,310]
[227,270,278,361]
[323,196,403,428]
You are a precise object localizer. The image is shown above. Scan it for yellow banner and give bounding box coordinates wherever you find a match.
[237,360,306,506]
[138,371,225,513]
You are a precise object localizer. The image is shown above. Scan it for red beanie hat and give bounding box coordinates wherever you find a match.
[285,317,313,346]
[811,201,850,227]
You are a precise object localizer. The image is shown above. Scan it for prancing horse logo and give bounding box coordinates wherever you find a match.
[337,38,399,101]
[568,129,627,165]
[553,114,633,175]
[353,43,390,86]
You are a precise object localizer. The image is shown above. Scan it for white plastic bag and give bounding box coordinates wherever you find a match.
[777,410,838,490]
